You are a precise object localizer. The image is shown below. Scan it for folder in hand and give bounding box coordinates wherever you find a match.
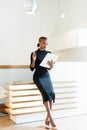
[40,53,58,68]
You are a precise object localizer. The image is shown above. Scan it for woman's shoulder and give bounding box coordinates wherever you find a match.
[31,50,38,54]
[46,50,51,53]
[31,49,51,54]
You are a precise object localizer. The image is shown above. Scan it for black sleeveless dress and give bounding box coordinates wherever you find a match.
[30,49,55,104]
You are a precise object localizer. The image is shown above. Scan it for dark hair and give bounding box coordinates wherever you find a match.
[37,43,39,47]
[37,36,47,48]
[39,36,47,42]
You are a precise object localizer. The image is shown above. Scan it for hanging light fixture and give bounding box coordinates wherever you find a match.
[59,0,65,18]
[24,0,37,14]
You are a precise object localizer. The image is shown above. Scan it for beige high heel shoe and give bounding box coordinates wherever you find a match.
[51,126,58,130]
[50,119,58,130]
[45,120,50,129]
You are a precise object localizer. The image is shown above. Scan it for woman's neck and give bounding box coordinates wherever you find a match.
[38,47,45,51]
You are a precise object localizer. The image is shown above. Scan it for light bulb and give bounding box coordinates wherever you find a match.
[59,11,65,18]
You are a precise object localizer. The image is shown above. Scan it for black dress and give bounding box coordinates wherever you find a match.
[30,49,55,104]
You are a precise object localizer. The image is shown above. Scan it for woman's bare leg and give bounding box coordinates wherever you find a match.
[45,100,53,120]
[49,100,56,127]
[45,100,53,122]
[46,100,53,121]
[49,100,53,110]
[44,101,56,127]
[44,101,50,126]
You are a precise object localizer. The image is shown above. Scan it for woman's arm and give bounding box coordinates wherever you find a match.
[30,52,37,71]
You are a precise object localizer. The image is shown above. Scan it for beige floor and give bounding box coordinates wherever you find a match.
[0,114,87,130]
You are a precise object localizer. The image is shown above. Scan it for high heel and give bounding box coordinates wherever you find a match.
[51,126,58,130]
[45,124,50,129]
[49,119,58,130]
[45,121,50,129]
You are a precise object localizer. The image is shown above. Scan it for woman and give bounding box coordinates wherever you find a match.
[30,37,57,130]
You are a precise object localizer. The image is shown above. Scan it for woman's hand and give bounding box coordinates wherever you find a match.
[32,52,37,61]
[30,52,37,68]
[47,60,55,69]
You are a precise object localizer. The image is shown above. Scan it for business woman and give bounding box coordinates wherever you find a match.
[30,37,57,130]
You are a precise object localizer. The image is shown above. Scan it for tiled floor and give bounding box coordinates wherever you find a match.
[0,114,87,130]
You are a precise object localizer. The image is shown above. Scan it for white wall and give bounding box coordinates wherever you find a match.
[57,0,87,35]
[0,0,58,65]
[1,0,87,63]
[50,29,87,51]
[50,62,87,114]
[50,0,87,51]
[54,47,87,61]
